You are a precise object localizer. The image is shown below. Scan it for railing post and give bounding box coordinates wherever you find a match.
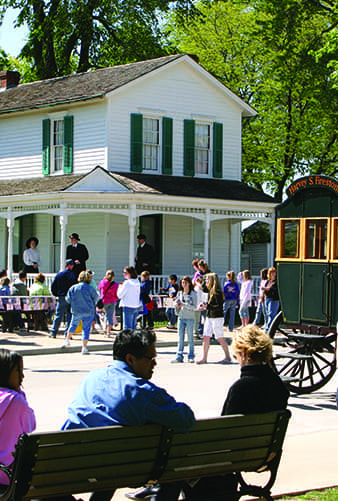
[6,209,15,279]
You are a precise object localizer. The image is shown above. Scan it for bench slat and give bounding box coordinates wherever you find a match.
[171,423,276,445]
[169,434,272,456]
[34,435,160,460]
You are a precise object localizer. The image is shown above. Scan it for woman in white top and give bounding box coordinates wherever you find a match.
[117,266,141,330]
[238,270,253,327]
[23,237,41,273]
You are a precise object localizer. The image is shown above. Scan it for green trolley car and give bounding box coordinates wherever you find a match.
[270,175,337,393]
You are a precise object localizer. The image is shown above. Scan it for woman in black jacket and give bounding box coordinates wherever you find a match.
[196,273,232,365]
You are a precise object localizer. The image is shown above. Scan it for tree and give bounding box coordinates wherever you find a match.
[0,0,195,80]
[168,1,338,199]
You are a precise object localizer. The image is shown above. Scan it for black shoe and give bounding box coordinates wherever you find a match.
[48,333,56,338]
[125,485,160,500]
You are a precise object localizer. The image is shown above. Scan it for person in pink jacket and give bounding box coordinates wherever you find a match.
[99,270,119,337]
[0,349,36,486]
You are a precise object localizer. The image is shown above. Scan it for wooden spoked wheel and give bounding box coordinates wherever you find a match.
[268,311,337,394]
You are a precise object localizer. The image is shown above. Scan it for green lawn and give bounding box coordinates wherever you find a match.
[277,488,338,500]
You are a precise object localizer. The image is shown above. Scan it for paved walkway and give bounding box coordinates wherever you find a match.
[1,326,337,499]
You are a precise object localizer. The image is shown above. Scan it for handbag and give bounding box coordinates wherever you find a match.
[96,281,115,309]
[146,299,154,312]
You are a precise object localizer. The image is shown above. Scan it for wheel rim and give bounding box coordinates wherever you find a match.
[268,311,337,394]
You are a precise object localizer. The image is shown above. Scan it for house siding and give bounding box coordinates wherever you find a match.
[107,61,242,180]
[0,103,107,180]
[163,215,193,276]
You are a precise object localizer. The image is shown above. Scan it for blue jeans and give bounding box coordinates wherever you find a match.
[239,301,250,319]
[50,296,71,337]
[253,299,267,326]
[104,303,116,326]
[68,314,94,340]
[166,307,177,326]
[223,299,237,331]
[176,317,195,361]
[265,299,280,331]
[123,306,139,330]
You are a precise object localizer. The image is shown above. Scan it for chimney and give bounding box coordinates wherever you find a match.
[0,71,21,90]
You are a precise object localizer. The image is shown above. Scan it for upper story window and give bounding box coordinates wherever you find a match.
[52,119,64,172]
[184,120,223,178]
[195,124,210,175]
[143,118,160,172]
[42,116,73,175]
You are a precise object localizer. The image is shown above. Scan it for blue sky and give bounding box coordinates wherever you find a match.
[0,8,28,56]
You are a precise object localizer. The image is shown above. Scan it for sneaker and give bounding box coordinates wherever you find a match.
[171,358,183,363]
[188,359,195,363]
[125,485,160,500]
[48,333,56,338]
[81,347,89,355]
[61,339,70,348]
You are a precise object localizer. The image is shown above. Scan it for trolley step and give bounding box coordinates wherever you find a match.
[285,333,325,341]
[275,353,313,360]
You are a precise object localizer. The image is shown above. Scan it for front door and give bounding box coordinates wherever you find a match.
[139,215,162,274]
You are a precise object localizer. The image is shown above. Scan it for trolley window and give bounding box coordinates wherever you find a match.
[278,219,300,259]
[332,219,338,261]
[304,219,328,260]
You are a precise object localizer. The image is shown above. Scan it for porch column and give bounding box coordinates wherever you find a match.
[229,221,241,272]
[203,209,210,264]
[6,210,14,279]
[128,204,137,266]
[59,214,68,269]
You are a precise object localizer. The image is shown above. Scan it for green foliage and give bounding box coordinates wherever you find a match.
[0,0,195,79]
[242,222,271,244]
[167,0,338,199]
[278,487,338,500]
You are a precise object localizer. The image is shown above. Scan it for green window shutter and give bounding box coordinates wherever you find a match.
[162,117,173,175]
[184,119,195,176]
[213,122,223,178]
[42,118,50,175]
[63,115,74,174]
[130,113,143,172]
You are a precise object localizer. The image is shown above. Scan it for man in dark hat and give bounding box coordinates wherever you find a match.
[135,234,155,274]
[23,236,41,273]
[66,233,89,278]
[49,259,77,338]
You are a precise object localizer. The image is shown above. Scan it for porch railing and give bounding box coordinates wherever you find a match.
[12,273,260,297]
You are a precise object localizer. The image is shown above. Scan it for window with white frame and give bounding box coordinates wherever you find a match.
[143,117,160,171]
[52,119,64,172]
[195,123,210,175]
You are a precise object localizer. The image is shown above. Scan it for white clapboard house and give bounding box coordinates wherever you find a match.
[0,54,276,283]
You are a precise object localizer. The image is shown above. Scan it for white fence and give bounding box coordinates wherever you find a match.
[13,273,260,297]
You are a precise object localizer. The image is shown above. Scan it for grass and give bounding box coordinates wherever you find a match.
[276,488,338,500]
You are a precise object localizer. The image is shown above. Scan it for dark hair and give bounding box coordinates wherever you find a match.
[169,274,177,282]
[124,266,138,279]
[0,270,7,279]
[261,268,268,280]
[137,234,146,240]
[1,277,10,287]
[113,329,156,361]
[18,271,27,280]
[178,275,193,293]
[0,349,23,388]
[35,273,45,284]
[198,260,211,274]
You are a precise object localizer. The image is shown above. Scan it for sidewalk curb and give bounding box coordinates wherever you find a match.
[16,341,179,357]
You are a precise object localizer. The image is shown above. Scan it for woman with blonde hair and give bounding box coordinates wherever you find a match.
[184,325,289,500]
[197,273,232,364]
[61,271,98,354]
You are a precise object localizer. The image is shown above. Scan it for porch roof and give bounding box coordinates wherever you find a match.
[0,170,276,204]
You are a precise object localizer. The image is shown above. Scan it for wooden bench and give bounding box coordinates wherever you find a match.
[0,296,56,332]
[0,410,291,501]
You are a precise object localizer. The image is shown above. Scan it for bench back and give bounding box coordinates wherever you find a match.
[3,410,291,501]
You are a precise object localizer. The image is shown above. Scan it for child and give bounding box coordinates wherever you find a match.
[193,276,208,339]
[140,271,154,330]
[172,276,197,363]
[223,271,240,332]
[160,274,179,329]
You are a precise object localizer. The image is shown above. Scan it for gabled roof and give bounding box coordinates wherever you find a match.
[0,167,276,204]
[0,54,255,116]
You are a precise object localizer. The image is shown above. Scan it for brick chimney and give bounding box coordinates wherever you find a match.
[0,71,21,90]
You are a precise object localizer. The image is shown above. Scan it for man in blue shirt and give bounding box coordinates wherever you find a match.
[49,259,77,338]
[62,329,195,500]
